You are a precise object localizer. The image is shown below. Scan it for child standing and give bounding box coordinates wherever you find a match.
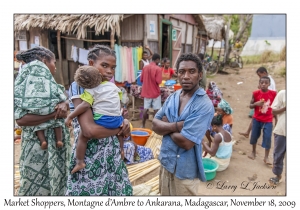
[248,76,277,165]
[239,66,276,138]
[65,66,124,174]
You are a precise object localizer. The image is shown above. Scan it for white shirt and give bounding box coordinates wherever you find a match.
[271,90,286,136]
[141,59,150,67]
[85,82,121,116]
[268,75,276,91]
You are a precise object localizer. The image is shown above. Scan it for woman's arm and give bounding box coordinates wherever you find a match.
[16,112,56,126]
[16,100,69,126]
[72,98,129,139]
[202,134,221,156]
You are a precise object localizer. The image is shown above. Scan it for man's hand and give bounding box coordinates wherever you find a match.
[162,116,169,122]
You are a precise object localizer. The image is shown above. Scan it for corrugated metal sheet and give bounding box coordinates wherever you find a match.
[121,15,143,41]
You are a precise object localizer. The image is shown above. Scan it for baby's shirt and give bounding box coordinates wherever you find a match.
[80,81,122,120]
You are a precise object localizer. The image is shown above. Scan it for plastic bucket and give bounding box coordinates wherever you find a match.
[202,158,219,181]
[174,84,182,91]
[136,70,143,86]
[131,130,150,146]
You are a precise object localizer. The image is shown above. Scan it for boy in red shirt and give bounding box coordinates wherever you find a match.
[248,76,277,165]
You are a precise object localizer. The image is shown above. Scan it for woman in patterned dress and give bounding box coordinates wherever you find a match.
[14,47,71,195]
[66,45,132,196]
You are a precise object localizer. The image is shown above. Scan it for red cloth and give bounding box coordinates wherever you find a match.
[161,67,176,80]
[253,89,277,122]
[140,62,162,98]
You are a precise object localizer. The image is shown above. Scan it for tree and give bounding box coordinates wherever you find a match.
[224,14,253,63]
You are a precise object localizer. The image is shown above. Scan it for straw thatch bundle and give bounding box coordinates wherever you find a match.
[14,14,123,39]
[201,15,225,41]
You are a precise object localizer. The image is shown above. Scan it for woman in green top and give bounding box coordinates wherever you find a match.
[14,47,71,195]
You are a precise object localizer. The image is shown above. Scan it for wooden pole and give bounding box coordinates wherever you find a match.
[143,15,148,47]
[183,23,188,53]
[197,34,201,54]
[110,28,115,49]
[57,30,64,86]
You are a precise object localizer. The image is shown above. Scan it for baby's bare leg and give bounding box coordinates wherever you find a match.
[71,131,89,174]
[118,135,124,160]
[54,127,63,148]
[36,130,48,150]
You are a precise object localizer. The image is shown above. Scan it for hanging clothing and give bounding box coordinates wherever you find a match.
[137,47,143,68]
[78,48,89,65]
[126,47,135,83]
[132,47,138,77]
[121,46,128,82]
[71,46,78,62]
[114,44,122,82]
[141,59,150,67]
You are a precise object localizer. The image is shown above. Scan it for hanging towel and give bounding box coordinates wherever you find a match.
[126,47,135,83]
[132,47,138,77]
[122,47,128,82]
[114,44,122,82]
[137,47,143,69]
[78,48,89,65]
[71,46,78,62]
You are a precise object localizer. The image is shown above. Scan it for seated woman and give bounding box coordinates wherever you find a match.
[202,115,233,172]
[206,81,222,107]
[123,135,154,165]
[205,99,233,146]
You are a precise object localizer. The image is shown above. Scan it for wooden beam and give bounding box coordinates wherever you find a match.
[121,40,143,43]
[57,31,64,86]
[60,36,114,43]
[110,28,115,49]
[143,15,147,46]
[184,23,188,53]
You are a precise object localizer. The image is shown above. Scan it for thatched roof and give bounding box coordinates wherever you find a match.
[201,15,225,41]
[192,15,206,31]
[14,14,123,39]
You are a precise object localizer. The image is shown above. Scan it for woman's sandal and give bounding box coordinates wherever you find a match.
[269,177,280,186]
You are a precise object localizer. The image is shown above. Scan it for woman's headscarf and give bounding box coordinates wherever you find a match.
[218,99,233,115]
[209,81,222,99]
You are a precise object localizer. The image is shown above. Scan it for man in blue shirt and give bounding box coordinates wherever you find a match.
[152,53,214,195]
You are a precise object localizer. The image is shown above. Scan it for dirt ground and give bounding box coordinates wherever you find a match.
[14,61,286,196]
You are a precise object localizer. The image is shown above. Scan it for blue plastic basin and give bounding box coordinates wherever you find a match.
[131,131,149,136]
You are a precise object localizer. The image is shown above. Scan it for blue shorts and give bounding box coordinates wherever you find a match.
[250,118,273,149]
[94,115,123,129]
